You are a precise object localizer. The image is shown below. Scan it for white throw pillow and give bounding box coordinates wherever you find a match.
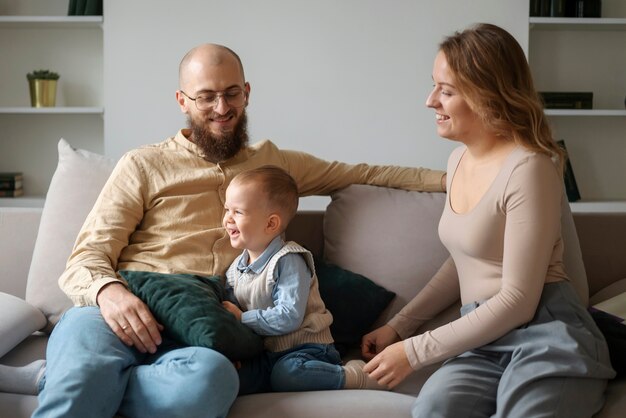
[25,139,115,331]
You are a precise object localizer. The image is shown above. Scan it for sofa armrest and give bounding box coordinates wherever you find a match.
[0,293,46,358]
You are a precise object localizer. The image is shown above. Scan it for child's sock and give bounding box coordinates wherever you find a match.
[0,360,46,395]
[343,359,389,390]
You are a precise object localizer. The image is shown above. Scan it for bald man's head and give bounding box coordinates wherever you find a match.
[179,44,245,89]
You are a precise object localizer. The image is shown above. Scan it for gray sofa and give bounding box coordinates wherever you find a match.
[1,139,625,417]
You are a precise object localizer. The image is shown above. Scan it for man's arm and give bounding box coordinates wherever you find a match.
[58,152,163,352]
[278,148,446,196]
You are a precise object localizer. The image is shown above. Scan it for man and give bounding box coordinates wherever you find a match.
[33,44,445,418]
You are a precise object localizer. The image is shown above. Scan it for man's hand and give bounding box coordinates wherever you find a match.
[363,341,413,389]
[222,300,243,321]
[361,324,401,360]
[97,282,163,354]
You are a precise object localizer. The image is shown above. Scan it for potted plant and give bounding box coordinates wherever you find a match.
[27,70,60,107]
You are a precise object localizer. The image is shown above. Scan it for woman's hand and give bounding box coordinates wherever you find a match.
[361,324,401,360]
[363,341,413,389]
[222,300,243,321]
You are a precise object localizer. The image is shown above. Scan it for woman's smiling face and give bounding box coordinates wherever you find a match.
[425,51,484,144]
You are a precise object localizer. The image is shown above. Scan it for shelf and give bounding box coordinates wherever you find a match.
[530,17,626,30]
[0,107,103,114]
[0,15,102,28]
[0,196,45,208]
[570,201,626,213]
[545,109,626,116]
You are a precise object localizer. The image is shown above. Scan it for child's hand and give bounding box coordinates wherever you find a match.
[222,300,243,321]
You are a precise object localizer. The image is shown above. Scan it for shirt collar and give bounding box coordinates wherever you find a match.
[236,235,284,274]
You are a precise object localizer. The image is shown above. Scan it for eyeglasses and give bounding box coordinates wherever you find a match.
[180,88,247,111]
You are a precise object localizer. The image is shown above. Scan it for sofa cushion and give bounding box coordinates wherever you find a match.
[25,139,115,331]
[315,257,395,354]
[120,270,264,361]
[324,185,449,326]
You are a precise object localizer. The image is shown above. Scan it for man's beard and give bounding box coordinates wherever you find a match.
[188,110,249,163]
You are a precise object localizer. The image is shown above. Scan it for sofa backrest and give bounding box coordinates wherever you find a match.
[323,185,449,326]
[319,184,590,330]
[23,139,602,335]
[574,213,626,297]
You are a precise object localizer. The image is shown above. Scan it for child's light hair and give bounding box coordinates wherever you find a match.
[231,166,299,229]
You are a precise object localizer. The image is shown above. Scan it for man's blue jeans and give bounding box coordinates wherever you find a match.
[33,306,239,418]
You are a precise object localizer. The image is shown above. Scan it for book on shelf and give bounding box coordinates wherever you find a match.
[0,188,24,197]
[557,140,581,202]
[0,172,24,197]
[0,172,23,181]
[530,0,601,17]
[540,92,593,110]
[0,178,23,190]
[68,0,103,16]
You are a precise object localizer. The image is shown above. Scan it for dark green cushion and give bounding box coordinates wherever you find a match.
[119,270,263,361]
[314,258,395,355]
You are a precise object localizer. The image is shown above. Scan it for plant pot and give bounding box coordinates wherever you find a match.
[29,79,58,107]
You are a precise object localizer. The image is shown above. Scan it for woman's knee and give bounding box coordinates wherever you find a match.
[411,383,452,418]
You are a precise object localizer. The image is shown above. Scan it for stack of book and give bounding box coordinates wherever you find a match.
[530,0,602,17]
[68,0,102,16]
[0,172,24,197]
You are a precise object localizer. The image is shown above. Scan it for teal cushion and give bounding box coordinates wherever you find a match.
[120,270,263,361]
[314,258,395,354]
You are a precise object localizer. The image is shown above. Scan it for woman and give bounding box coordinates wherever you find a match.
[361,23,615,418]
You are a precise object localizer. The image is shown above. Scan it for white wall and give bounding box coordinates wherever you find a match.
[103,0,529,207]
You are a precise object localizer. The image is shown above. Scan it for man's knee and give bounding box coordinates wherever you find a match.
[191,348,239,387]
[163,348,239,416]
[51,306,110,342]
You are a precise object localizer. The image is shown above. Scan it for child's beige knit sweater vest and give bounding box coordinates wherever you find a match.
[226,241,334,352]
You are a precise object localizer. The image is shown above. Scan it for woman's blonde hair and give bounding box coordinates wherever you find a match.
[439,23,565,169]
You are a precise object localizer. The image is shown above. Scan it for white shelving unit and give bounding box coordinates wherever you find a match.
[0,107,103,114]
[0,9,103,206]
[0,15,102,26]
[529,16,626,29]
[529,15,626,211]
[545,109,626,116]
[570,200,626,213]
